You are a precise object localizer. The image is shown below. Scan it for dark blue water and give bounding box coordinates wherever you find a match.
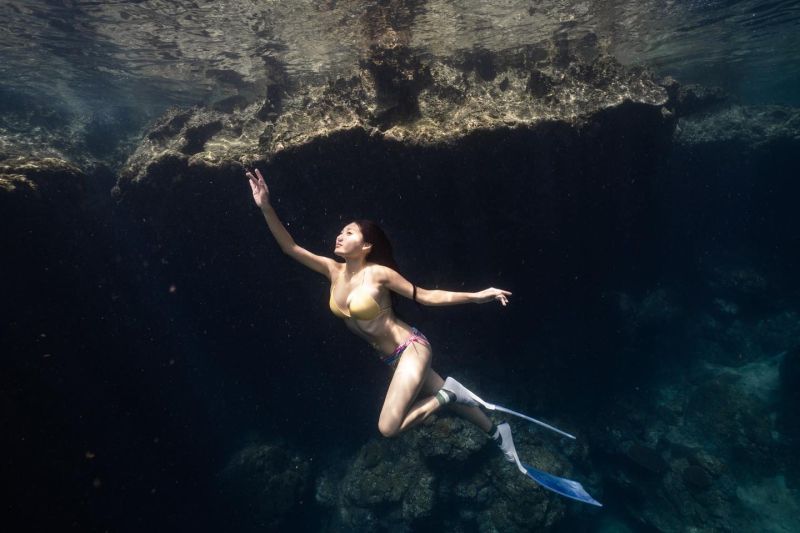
[2,1,799,532]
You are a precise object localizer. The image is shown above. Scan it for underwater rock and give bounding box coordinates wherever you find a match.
[686,373,776,468]
[341,437,423,508]
[327,434,435,530]
[688,450,726,479]
[779,347,800,442]
[706,264,769,300]
[360,440,385,469]
[736,475,800,531]
[115,40,670,189]
[211,94,252,114]
[401,473,436,522]
[614,288,683,332]
[590,310,799,533]
[0,155,96,289]
[683,464,713,489]
[675,84,728,116]
[317,415,571,532]
[713,297,739,316]
[0,155,85,200]
[0,87,148,171]
[624,442,668,475]
[660,77,729,117]
[402,415,485,461]
[675,104,800,151]
[216,443,312,531]
[652,458,741,531]
[689,307,800,367]
[0,155,87,230]
[596,411,745,532]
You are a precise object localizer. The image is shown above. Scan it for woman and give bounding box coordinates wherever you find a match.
[246,167,519,462]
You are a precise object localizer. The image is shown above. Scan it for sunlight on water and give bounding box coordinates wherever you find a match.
[0,0,798,105]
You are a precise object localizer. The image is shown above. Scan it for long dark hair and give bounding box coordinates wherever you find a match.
[353,219,421,310]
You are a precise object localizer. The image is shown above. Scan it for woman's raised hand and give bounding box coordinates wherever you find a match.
[246,168,270,209]
[474,287,512,306]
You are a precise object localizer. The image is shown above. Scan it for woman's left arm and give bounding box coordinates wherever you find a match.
[376,266,511,307]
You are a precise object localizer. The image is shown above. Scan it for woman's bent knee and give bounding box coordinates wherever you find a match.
[378,419,399,438]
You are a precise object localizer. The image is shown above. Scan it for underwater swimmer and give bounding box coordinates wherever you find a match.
[246,167,601,506]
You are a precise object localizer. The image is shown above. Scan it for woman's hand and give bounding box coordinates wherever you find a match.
[473,287,512,306]
[246,168,270,210]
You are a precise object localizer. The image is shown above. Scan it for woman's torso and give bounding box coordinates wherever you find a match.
[329,262,414,355]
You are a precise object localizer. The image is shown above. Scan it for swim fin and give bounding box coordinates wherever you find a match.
[444,377,575,439]
[498,421,602,507]
[521,462,603,507]
[488,403,575,440]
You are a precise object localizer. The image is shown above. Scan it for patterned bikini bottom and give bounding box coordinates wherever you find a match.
[380,327,430,368]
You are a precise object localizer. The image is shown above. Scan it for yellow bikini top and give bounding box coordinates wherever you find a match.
[329,266,391,320]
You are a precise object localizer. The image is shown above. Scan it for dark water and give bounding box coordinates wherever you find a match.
[2,1,800,532]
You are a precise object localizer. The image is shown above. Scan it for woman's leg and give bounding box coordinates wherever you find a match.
[419,368,494,433]
[378,340,494,437]
[378,340,438,437]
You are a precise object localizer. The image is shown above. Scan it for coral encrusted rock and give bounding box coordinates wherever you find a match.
[315,414,587,532]
[114,39,670,193]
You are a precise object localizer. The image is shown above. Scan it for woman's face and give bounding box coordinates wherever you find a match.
[334,222,369,257]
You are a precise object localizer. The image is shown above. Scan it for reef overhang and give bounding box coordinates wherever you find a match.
[115,42,671,191]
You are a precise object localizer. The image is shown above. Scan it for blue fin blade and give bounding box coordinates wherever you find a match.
[521,462,603,507]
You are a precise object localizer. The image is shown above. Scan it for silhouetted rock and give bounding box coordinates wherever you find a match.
[661,77,729,117]
[625,442,668,474]
[591,296,798,532]
[0,155,85,208]
[316,414,575,532]
[216,443,312,532]
[779,347,800,442]
[0,156,88,244]
[676,104,800,151]
[683,465,713,489]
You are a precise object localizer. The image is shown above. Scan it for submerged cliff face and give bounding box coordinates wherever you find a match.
[115,39,669,185]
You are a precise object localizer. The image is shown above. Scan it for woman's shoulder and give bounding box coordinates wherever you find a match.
[330,261,345,279]
[366,263,387,274]
[367,262,394,271]
[367,263,397,284]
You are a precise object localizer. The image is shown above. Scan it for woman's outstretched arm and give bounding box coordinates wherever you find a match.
[375,265,511,307]
[247,168,337,280]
